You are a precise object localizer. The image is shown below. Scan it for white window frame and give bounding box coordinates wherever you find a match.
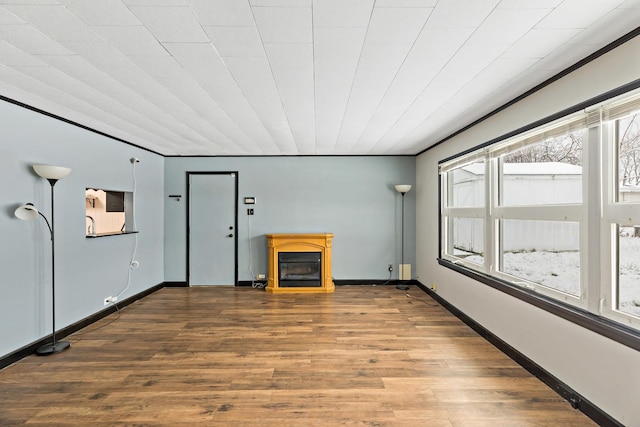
[441,123,589,308]
[439,85,640,343]
[440,159,487,272]
[601,113,640,329]
[492,129,587,308]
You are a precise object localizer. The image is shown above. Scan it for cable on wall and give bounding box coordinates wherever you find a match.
[378,268,392,286]
[114,157,140,303]
[248,213,264,289]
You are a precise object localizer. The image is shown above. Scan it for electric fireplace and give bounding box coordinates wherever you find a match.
[266,233,334,293]
[278,252,321,287]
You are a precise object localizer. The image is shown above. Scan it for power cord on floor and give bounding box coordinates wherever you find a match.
[372,268,393,286]
[68,304,122,344]
[404,292,439,307]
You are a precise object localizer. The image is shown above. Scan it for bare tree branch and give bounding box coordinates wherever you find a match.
[503,132,583,165]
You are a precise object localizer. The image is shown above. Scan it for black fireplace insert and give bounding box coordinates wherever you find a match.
[278,252,321,287]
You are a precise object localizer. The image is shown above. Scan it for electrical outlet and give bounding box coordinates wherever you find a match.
[388,264,393,272]
[256,273,266,280]
[104,296,118,305]
[431,283,437,292]
[247,208,254,215]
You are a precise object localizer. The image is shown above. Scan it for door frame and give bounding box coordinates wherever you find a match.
[186,171,239,286]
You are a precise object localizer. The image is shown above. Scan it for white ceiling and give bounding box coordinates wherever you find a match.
[0,0,639,156]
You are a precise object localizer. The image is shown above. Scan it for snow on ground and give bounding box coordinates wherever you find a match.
[502,250,580,297]
[619,235,640,317]
[459,237,640,318]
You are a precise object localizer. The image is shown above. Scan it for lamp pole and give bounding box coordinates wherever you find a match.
[35,178,70,355]
[31,165,72,355]
[394,185,411,291]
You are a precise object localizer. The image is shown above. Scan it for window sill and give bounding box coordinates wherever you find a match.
[86,231,139,238]
[438,258,640,352]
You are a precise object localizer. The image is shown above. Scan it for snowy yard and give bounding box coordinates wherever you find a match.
[618,235,640,317]
[462,236,640,318]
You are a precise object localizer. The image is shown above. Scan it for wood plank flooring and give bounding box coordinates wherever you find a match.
[0,286,596,426]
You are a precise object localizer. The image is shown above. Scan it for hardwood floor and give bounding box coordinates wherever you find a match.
[0,286,595,426]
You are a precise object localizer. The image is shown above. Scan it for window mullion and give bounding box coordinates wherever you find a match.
[494,205,582,221]
[485,158,495,275]
[601,121,615,317]
[584,126,600,312]
[444,207,485,217]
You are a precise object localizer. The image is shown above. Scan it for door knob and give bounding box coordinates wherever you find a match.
[227,234,234,238]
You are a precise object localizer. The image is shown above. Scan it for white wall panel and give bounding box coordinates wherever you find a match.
[416,34,640,426]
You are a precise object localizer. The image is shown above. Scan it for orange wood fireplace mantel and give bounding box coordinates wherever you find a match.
[266,233,334,294]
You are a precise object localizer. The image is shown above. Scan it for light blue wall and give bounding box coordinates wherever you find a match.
[0,99,416,359]
[164,156,416,282]
[0,100,164,358]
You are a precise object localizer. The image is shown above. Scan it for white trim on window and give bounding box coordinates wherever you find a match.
[600,111,640,329]
[440,89,640,333]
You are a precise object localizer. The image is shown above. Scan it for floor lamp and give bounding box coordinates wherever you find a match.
[15,164,72,356]
[395,184,412,291]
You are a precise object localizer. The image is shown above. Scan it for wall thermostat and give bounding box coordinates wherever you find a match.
[244,197,256,204]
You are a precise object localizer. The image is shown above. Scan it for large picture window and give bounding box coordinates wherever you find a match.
[439,89,640,336]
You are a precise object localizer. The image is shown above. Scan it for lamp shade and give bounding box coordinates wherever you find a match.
[33,165,71,180]
[14,203,40,221]
[395,184,412,194]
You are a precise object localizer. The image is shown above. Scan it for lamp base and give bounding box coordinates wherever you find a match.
[36,340,70,356]
[396,282,410,291]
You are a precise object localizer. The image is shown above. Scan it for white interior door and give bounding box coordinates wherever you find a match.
[188,173,236,286]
